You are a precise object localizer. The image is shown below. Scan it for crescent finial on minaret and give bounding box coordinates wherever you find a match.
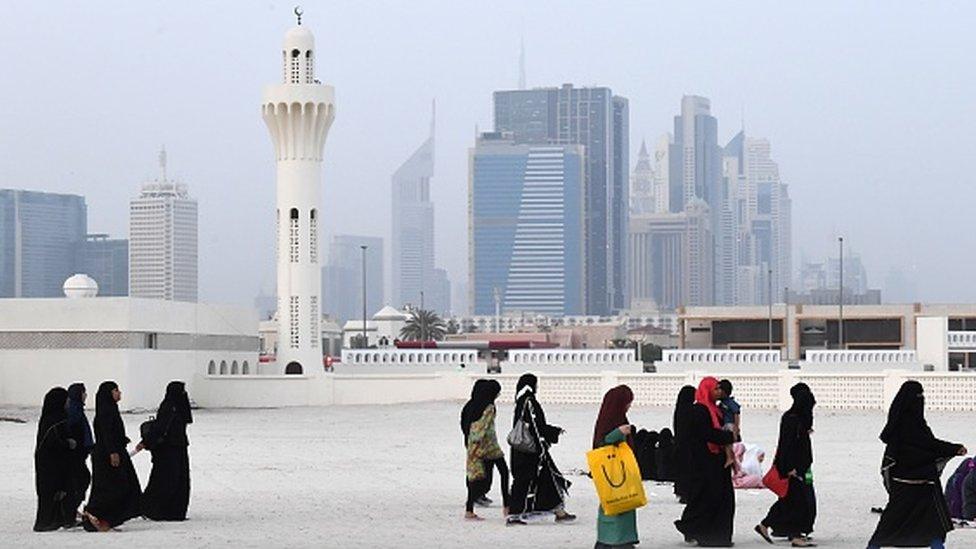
[294,6,303,25]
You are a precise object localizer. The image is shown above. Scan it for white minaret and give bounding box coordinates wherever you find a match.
[262,8,335,376]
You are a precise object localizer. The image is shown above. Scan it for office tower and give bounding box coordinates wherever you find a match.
[76,234,128,296]
[667,96,724,304]
[261,16,336,374]
[723,132,793,304]
[493,84,630,314]
[429,267,452,316]
[469,132,585,316]
[628,201,712,310]
[129,149,198,302]
[392,105,449,314]
[652,134,671,214]
[322,235,383,323]
[0,189,87,297]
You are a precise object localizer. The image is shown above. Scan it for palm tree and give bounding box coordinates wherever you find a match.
[399,309,447,341]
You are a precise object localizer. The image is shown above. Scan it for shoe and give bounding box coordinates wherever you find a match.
[754,524,774,544]
[555,512,577,523]
[474,496,492,507]
[506,516,527,526]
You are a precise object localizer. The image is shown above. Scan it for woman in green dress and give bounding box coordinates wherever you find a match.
[593,385,639,548]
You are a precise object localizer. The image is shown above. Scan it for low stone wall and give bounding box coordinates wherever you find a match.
[191,369,976,411]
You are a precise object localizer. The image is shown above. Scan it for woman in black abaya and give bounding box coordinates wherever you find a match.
[672,385,697,502]
[673,377,736,547]
[142,381,194,521]
[83,381,142,532]
[65,383,94,520]
[507,373,575,525]
[34,387,77,532]
[755,383,817,547]
[867,381,966,549]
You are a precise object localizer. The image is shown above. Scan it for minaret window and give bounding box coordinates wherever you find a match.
[290,49,301,84]
[289,296,300,348]
[305,50,314,83]
[310,296,319,348]
[289,208,299,263]
[309,209,318,263]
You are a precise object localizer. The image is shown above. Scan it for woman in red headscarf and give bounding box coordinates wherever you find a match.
[593,385,638,548]
[674,377,736,547]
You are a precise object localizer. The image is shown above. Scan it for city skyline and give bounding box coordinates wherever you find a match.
[0,3,972,305]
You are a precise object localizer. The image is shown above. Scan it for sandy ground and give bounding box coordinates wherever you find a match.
[1,402,975,548]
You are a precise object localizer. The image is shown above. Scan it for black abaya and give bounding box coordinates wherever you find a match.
[65,383,93,519]
[868,381,961,547]
[509,378,570,515]
[34,388,76,532]
[142,381,193,521]
[762,390,817,539]
[673,403,735,547]
[672,386,696,500]
[86,382,142,529]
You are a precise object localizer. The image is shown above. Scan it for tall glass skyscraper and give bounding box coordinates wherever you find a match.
[76,234,129,297]
[469,132,585,316]
[0,189,87,297]
[493,84,629,315]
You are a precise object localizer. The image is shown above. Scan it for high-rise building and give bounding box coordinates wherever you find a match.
[469,132,585,316]
[0,189,87,297]
[723,132,793,304]
[493,84,630,315]
[129,149,198,302]
[628,201,712,310]
[76,234,128,297]
[322,235,383,323]
[630,140,654,215]
[261,17,336,374]
[392,105,450,315]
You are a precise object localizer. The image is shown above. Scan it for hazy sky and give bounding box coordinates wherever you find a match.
[1,1,974,307]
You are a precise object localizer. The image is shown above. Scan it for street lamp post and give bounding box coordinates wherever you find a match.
[420,290,426,348]
[784,286,790,361]
[838,237,844,350]
[360,245,368,349]
[768,268,773,351]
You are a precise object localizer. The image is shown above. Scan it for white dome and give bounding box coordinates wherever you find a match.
[283,26,314,52]
[63,274,98,298]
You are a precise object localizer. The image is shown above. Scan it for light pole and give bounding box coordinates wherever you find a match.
[838,237,844,350]
[768,268,773,351]
[360,245,368,349]
[419,290,425,348]
[784,286,790,361]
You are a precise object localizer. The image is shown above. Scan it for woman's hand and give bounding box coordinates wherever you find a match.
[109,453,121,467]
[958,446,968,456]
[618,425,632,436]
[788,469,798,478]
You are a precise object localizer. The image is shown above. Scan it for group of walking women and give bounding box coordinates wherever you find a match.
[461,374,576,525]
[463,373,968,549]
[33,380,194,532]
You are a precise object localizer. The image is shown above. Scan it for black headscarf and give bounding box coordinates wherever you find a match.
[67,382,94,450]
[673,385,696,433]
[880,380,926,445]
[36,387,68,448]
[788,382,816,431]
[516,373,537,396]
[161,381,193,424]
[94,380,128,451]
[461,379,501,442]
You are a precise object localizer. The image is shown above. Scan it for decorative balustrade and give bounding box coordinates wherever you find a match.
[661,349,782,364]
[948,331,976,349]
[341,349,479,366]
[804,350,917,364]
[506,349,637,366]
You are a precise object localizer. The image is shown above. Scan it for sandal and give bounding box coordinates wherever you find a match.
[754,524,774,544]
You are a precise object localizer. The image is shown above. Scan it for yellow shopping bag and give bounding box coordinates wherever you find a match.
[586,443,647,516]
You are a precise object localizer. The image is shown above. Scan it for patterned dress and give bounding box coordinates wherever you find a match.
[466,404,504,481]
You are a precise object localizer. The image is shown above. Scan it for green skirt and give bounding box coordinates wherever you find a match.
[596,506,638,545]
